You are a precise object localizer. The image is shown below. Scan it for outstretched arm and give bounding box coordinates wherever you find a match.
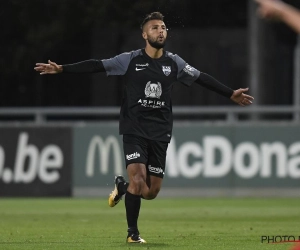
[254,0,300,34]
[230,88,254,107]
[34,59,105,75]
[34,60,63,75]
[195,73,254,106]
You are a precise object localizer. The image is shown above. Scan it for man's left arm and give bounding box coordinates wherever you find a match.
[195,73,254,106]
[173,54,254,106]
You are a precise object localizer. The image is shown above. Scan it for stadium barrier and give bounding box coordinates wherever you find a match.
[1,113,300,197]
[0,105,299,123]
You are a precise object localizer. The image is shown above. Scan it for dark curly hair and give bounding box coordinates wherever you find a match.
[140,12,164,30]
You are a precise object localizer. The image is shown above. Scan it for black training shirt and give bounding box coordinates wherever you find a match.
[102,49,200,142]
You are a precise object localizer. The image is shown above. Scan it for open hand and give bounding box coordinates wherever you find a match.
[34,60,62,75]
[230,88,254,107]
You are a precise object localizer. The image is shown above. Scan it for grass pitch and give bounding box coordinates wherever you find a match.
[0,198,300,250]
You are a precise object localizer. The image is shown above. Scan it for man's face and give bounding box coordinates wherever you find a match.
[142,20,167,49]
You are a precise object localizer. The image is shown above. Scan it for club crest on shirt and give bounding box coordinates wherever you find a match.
[162,66,171,76]
[145,81,162,99]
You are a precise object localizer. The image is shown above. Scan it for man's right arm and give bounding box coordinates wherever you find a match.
[35,51,137,75]
[62,52,133,75]
[34,59,105,75]
[62,59,106,73]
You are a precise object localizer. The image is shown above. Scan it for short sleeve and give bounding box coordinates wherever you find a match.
[101,50,141,76]
[172,54,201,86]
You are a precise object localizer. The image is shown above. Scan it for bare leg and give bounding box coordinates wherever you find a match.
[125,163,163,241]
[127,163,163,199]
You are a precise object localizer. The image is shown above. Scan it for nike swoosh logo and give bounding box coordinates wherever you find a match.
[135,67,146,71]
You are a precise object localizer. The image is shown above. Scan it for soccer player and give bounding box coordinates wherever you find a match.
[255,0,300,34]
[34,12,254,243]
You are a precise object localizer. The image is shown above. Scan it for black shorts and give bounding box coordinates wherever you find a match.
[123,134,169,178]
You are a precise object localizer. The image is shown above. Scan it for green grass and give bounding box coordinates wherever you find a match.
[0,198,300,250]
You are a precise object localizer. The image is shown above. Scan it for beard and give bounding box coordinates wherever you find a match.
[148,37,166,49]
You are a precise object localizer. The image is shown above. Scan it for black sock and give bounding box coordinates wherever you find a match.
[125,191,141,235]
[118,182,129,196]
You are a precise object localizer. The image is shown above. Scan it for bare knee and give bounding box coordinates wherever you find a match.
[127,163,147,195]
[128,173,146,195]
[144,187,161,200]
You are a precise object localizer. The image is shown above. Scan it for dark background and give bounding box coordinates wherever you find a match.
[0,0,299,107]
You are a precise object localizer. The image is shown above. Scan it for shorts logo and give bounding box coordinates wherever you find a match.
[162,66,171,76]
[148,165,164,175]
[126,152,140,161]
